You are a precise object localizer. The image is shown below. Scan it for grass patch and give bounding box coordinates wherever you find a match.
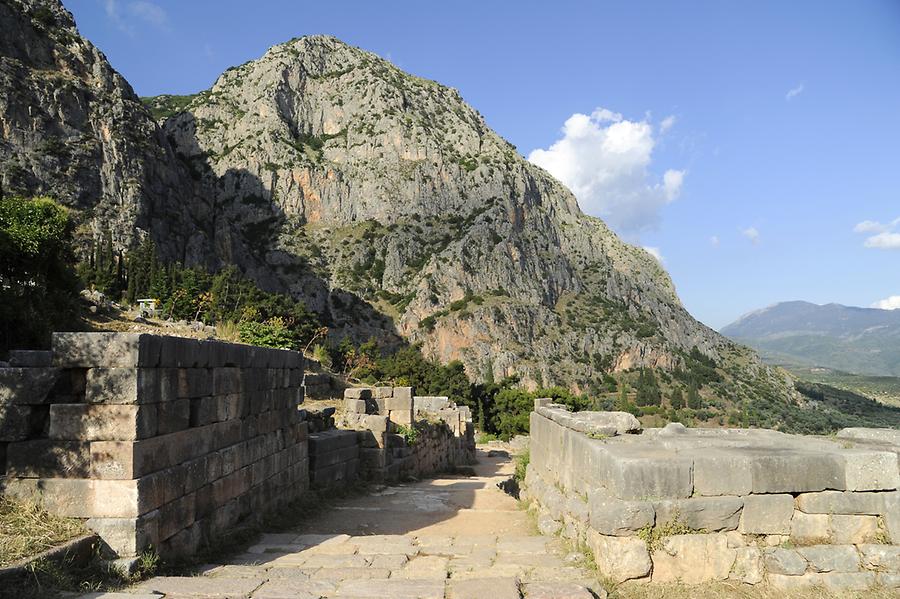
[513,448,530,482]
[0,496,87,567]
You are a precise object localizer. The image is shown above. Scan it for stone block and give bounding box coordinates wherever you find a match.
[344,387,372,400]
[156,398,189,435]
[653,496,743,532]
[797,545,860,573]
[5,439,90,478]
[177,368,211,399]
[373,386,393,399]
[52,333,157,368]
[0,404,34,441]
[650,533,736,584]
[750,451,844,493]
[843,450,900,491]
[213,368,242,395]
[587,529,651,582]
[49,404,157,441]
[8,350,52,367]
[394,386,413,402]
[85,368,176,404]
[763,547,808,575]
[831,514,879,544]
[606,452,694,500]
[790,511,831,544]
[878,572,900,588]
[385,395,414,411]
[0,367,60,404]
[796,490,886,515]
[345,397,366,414]
[729,546,764,585]
[740,494,794,535]
[448,577,519,599]
[885,492,900,543]
[859,544,900,572]
[691,450,753,496]
[587,497,654,536]
[838,427,900,445]
[87,510,160,557]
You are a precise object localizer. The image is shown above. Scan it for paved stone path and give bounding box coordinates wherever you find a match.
[117,449,604,598]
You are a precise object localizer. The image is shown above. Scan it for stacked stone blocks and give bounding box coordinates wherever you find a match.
[0,333,308,559]
[522,403,900,590]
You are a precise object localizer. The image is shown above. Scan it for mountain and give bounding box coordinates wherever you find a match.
[0,0,796,410]
[722,301,900,376]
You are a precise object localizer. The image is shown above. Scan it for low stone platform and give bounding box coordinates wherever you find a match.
[524,402,900,589]
[115,449,603,599]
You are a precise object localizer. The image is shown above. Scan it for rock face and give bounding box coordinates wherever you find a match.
[0,0,795,401]
[0,0,210,261]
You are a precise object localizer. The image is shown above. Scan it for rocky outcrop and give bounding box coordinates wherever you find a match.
[0,1,796,404]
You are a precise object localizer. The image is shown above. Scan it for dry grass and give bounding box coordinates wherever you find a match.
[608,581,898,599]
[0,496,86,567]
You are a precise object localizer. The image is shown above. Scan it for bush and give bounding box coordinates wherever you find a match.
[238,317,297,349]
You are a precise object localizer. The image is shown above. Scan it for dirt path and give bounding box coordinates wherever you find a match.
[120,449,604,598]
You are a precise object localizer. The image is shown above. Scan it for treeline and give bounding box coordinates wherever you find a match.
[78,237,323,351]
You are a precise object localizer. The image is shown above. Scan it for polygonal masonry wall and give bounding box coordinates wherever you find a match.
[522,401,900,590]
[0,333,308,560]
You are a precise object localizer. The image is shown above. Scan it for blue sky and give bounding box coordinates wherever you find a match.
[67,0,900,329]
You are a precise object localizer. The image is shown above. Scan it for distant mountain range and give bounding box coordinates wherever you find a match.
[722,301,900,376]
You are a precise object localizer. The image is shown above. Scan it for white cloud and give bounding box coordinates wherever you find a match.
[854,217,900,249]
[710,235,720,247]
[873,296,900,310]
[528,107,685,234]
[643,246,664,263]
[104,0,169,33]
[786,83,805,101]
[660,115,676,133]
[742,227,760,244]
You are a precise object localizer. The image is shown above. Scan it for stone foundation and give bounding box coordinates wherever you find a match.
[0,333,308,559]
[522,401,900,590]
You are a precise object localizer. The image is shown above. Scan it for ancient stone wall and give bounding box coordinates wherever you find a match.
[0,333,308,561]
[523,400,900,591]
[340,387,476,485]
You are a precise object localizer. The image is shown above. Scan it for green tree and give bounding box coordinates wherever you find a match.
[687,379,702,409]
[0,196,79,354]
[670,386,685,410]
[635,368,662,407]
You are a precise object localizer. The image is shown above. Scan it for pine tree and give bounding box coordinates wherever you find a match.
[670,386,685,409]
[687,378,702,409]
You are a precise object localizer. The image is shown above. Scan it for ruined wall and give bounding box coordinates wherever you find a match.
[337,387,476,485]
[523,401,900,591]
[0,333,308,560]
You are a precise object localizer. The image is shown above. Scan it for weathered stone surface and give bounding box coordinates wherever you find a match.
[740,494,794,534]
[842,450,900,491]
[523,582,601,599]
[606,453,694,500]
[650,533,736,584]
[796,490,886,515]
[87,512,160,556]
[0,404,34,441]
[49,404,158,441]
[831,514,879,544]
[334,579,444,599]
[750,451,844,493]
[134,575,265,597]
[729,546,764,585]
[837,428,900,445]
[653,496,743,532]
[790,511,831,544]
[691,450,753,496]
[588,498,653,536]
[5,439,90,478]
[52,333,146,368]
[8,350,52,367]
[763,548,808,576]
[859,544,900,572]
[587,530,651,582]
[448,577,520,599]
[797,545,860,573]
[344,387,372,400]
[0,367,59,404]
[85,368,176,404]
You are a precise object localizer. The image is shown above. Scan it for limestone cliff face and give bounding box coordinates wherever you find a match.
[0,2,793,401]
[0,0,210,261]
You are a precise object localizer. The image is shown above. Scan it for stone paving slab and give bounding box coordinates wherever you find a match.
[115,450,599,599]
